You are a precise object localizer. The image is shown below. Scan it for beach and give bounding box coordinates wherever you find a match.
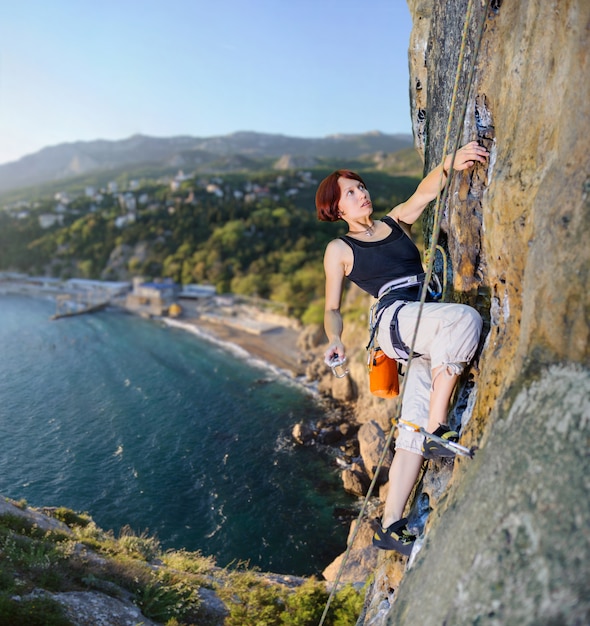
[180,318,304,374]
[0,277,310,389]
[164,299,307,379]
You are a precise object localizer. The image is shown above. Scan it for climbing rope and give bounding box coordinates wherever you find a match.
[318,2,490,624]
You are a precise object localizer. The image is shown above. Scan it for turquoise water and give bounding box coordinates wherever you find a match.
[0,295,353,576]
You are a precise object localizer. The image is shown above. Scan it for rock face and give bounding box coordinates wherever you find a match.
[45,590,160,626]
[351,1,590,624]
[391,365,589,625]
[358,421,392,483]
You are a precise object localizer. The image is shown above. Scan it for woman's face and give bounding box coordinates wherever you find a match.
[337,177,373,220]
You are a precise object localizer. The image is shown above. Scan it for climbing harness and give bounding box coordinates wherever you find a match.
[365,258,446,364]
[366,265,444,364]
[387,303,414,360]
[366,298,415,359]
[367,300,418,363]
[318,2,491,624]
[377,273,425,298]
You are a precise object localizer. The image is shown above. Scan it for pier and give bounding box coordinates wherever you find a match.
[51,291,111,320]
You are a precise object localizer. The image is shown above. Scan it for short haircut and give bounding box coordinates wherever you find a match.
[315,170,367,222]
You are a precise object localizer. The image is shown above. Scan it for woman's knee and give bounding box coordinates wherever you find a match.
[457,303,482,326]
[431,305,483,368]
[455,305,483,344]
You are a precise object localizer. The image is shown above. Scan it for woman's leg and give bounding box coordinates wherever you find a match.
[379,369,459,531]
[380,357,431,529]
[378,364,460,531]
[427,365,460,432]
[376,303,483,530]
[381,449,424,528]
[396,303,483,433]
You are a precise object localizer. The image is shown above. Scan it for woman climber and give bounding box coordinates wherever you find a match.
[315,141,488,555]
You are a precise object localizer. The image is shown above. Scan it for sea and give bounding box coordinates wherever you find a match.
[0,294,355,576]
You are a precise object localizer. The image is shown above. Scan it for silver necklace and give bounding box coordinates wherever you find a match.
[349,221,376,237]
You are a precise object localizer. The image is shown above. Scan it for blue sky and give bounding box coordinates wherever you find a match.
[0,0,413,165]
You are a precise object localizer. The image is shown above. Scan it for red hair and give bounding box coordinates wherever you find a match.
[315,170,367,222]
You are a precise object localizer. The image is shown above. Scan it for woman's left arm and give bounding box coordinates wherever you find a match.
[390,141,489,225]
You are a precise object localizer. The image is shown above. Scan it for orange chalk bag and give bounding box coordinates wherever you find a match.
[367,347,399,398]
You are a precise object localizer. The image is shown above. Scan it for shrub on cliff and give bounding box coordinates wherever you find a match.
[0,501,363,625]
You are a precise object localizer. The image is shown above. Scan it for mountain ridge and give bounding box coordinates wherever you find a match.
[0,131,413,194]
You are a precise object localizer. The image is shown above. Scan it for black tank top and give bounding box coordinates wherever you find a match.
[339,215,423,299]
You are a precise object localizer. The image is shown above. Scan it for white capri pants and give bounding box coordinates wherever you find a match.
[376,301,483,455]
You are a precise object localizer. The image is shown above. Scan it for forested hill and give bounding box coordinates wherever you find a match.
[0,153,422,322]
[0,131,413,196]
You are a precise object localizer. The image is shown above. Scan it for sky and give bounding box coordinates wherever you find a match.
[0,0,414,165]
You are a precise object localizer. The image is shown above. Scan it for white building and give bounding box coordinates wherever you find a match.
[114,213,136,228]
[206,184,223,198]
[66,279,131,298]
[126,278,179,316]
[54,191,70,203]
[118,193,137,211]
[179,284,216,299]
[39,214,64,229]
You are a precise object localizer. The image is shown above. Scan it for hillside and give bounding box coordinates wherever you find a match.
[0,131,415,197]
[0,152,422,323]
[0,496,362,625]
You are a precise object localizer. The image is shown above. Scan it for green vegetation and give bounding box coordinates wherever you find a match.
[0,160,421,320]
[216,569,363,626]
[0,504,363,625]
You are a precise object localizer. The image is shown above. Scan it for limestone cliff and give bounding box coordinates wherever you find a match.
[323,1,589,624]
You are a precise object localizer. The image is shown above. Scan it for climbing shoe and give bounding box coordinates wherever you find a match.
[422,424,459,459]
[371,517,416,555]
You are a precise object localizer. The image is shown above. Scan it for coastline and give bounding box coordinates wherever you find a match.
[0,282,311,391]
[0,290,353,581]
[161,313,310,386]
[1,284,374,582]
